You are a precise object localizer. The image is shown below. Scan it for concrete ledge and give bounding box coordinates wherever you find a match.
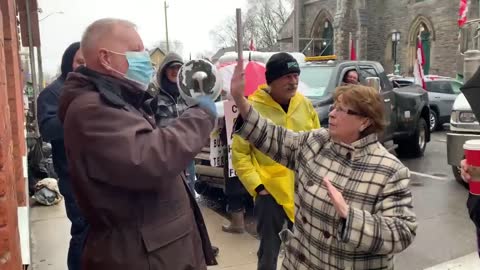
[424,252,480,270]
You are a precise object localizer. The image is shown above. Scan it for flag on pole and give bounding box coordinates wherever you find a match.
[249,38,256,51]
[458,0,469,27]
[350,38,357,60]
[413,37,426,90]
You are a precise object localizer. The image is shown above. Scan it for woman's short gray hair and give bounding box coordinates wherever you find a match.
[81,18,136,54]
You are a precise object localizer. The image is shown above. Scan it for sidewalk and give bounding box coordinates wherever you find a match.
[30,201,480,270]
[29,201,265,270]
[424,252,480,270]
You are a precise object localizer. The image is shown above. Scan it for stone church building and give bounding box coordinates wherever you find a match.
[278,0,480,77]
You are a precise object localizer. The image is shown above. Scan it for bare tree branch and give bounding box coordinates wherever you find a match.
[211,0,291,51]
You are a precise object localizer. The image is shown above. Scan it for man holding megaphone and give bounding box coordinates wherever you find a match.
[59,18,217,270]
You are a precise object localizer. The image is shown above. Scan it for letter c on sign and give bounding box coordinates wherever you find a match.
[232,105,238,113]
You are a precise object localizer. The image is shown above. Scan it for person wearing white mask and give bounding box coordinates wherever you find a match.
[58,18,218,270]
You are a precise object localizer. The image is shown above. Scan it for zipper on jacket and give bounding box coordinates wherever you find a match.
[158,87,180,117]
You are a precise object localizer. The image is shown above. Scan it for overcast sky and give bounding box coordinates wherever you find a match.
[37,0,248,76]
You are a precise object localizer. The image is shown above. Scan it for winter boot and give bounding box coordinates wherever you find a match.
[222,211,245,234]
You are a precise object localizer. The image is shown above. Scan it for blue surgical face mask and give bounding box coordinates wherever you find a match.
[106,50,154,91]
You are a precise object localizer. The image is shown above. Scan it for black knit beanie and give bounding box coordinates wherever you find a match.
[265,52,301,85]
[60,42,81,80]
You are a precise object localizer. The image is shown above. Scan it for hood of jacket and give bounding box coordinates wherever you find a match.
[156,52,184,87]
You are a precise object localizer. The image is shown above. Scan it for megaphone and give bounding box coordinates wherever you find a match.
[177,59,222,106]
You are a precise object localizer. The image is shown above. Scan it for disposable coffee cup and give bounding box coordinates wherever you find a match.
[464,140,480,195]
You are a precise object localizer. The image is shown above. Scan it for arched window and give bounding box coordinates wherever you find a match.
[408,16,435,75]
[419,24,432,75]
[305,10,334,56]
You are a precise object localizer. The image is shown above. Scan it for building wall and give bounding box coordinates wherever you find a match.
[280,0,478,77]
[150,50,166,71]
[368,0,461,77]
[0,0,26,268]
[303,0,336,39]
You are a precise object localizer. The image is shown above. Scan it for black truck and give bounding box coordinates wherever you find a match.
[194,60,430,194]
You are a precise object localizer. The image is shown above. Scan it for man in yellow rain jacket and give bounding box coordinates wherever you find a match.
[232,52,320,270]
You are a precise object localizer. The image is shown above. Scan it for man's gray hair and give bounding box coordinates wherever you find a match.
[81,18,136,53]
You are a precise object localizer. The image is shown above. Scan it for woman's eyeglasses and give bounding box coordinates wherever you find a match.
[329,104,363,116]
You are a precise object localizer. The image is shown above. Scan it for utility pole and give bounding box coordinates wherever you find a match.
[293,0,300,52]
[164,0,170,52]
[25,0,40,137]
[37,47,44,90]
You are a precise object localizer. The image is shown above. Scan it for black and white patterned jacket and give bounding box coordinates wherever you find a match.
[235,108,418,270]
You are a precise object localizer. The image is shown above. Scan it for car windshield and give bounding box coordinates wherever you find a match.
[298,66,334,99]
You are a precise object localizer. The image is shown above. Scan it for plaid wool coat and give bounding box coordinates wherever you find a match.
[235,108,417,270]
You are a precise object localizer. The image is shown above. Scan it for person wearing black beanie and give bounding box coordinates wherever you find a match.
[232,52,320,270]
[60,42,82,80]
[265,52,301,85]
[37,42,88,270]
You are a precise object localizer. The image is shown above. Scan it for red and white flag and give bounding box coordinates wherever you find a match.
[458,0,469,27]
[249,38,256,51]
[413,37,426,90]
[350,38,357,60]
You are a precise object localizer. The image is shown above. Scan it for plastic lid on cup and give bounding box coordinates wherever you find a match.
[464,140,480,151]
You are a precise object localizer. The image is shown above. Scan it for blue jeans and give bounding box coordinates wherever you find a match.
[185,161,196,194]
[58,175,89,270]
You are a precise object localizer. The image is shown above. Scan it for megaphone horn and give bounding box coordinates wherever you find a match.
[191,71,209,97]
[177,59,223,106]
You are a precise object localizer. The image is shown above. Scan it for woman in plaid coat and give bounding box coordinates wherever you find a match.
[230,63,417,270]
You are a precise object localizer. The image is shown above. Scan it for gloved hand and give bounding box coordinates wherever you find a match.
[196,95,217,118]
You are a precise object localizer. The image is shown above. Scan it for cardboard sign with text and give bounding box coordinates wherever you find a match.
[224,100,239,177]
[209,118,226,167]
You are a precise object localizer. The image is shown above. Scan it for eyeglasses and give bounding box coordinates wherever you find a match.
[329,104,363,116]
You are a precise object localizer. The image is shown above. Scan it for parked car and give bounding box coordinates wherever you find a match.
[447,93,480,186]
[299,60,430,158]
[193,56,431,195]
[391,76,462,131]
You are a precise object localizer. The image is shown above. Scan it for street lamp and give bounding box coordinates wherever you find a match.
[39,11,64,22]
[392,30,401,75]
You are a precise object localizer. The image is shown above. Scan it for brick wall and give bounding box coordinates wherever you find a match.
[3,0,26,207]
[0,0,26,268]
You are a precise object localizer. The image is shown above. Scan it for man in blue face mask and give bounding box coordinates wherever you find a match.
[58,18,218,270]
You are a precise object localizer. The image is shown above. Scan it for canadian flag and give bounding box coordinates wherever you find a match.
[458,0,469,27]
[249,38,256,51]
[413,37,426,90]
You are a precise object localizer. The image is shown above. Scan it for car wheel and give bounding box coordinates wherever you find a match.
[396,118,428,158]
[429,110,438,132]
[452,165,468,189]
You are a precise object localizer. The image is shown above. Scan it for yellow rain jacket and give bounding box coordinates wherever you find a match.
[232,85,320,221]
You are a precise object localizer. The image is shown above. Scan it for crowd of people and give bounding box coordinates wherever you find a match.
[35,17,480,270]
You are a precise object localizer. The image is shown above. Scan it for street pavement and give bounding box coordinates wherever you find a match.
[396,131,478,269]
[29,130,480,270]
